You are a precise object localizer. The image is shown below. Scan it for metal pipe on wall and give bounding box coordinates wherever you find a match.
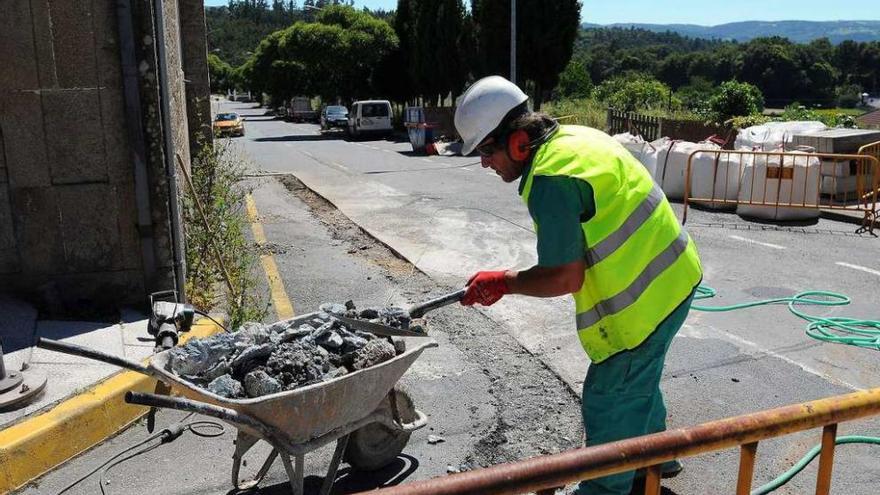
[152,0,187,300]
[115,0,158,291]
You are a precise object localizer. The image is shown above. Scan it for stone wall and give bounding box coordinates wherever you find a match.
[0,0,202,311]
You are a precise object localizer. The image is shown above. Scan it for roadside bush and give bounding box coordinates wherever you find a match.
[542,97,606,129]
[183,139,268,328]
[707,80,764,122]
[835,84,863,108]
[592,75,680,112]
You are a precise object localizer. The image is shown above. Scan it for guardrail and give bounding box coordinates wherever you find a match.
[357,388,880,495]
[681,150,879,234]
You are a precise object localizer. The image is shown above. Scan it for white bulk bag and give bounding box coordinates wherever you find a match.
[734,121,827,151]
[690,151,744,210]
[613,133,659,178]
[737,152,821,221]
[654,141,721,201]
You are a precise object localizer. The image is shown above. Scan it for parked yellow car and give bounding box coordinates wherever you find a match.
[213,112,245,137]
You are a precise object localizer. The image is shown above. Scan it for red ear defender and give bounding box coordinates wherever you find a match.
[506,129,531,162]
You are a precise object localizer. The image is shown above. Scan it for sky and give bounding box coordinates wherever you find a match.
[203,0,878,25]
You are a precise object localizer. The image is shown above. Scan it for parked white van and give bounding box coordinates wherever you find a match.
[347,100,393,138]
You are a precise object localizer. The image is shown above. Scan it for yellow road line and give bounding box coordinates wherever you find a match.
[245,194,295,320]
[0,321,224,493]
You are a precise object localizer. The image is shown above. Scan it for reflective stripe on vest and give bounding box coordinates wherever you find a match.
[521,125,702,363]
[576,229,689,328]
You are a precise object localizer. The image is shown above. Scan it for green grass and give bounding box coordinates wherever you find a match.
[542,98,607,129]
[813,108,866,117]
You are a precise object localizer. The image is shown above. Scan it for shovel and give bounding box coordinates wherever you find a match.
[335,288,466,337]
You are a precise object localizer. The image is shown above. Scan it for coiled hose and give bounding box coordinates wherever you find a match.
[693,285,880,493]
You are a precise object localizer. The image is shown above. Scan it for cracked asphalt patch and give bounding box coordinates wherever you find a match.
[279,174,584,467]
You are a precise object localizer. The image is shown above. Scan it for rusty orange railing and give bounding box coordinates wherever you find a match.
[681,150,879,234]
[358,388,880,495]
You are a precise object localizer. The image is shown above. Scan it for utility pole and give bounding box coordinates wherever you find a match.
[510,0,516,85]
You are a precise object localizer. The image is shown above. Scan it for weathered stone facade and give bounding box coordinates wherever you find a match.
[0,0,210,311]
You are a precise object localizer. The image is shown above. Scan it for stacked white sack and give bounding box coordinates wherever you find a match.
[734,121,827,151]
[612,133,661,178]
[736,152,821,221]
[654,140,721,201]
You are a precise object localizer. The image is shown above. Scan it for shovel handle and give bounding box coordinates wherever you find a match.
[36,337,153,375]
[408,288,466,319]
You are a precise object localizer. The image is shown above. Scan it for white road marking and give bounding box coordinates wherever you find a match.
[421,158,433,163]
[728,235,785,250]
[382,149,393,153]
[836,262,880,277]
[368,146,379,150]
[678,322,861,391]
[331,162,350,173]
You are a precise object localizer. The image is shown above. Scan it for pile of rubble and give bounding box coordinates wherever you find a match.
[166,301,417,399]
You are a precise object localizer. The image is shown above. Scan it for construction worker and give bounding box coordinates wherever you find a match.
[454,76,703,495]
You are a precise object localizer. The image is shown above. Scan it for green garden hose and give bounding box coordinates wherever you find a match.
[691,285,880,493]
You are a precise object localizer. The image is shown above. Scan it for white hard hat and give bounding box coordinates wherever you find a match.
[455,76,529,156]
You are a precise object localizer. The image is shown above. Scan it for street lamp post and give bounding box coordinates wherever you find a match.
[510,0,516,85]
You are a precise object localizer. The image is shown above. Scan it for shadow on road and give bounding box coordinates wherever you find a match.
[254,135,339,142]
[246,454,420,494]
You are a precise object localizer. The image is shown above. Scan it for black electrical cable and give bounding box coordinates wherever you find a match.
[54,413,225,495]
[193,308,230,333]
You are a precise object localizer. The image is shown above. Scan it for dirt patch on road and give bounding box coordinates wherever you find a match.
[279,174,583,468]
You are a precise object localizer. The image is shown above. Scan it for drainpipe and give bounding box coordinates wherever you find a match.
[116,0,158,291]
[152,0,187,300]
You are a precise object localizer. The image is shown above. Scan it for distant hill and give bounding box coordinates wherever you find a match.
[581,20,880,44]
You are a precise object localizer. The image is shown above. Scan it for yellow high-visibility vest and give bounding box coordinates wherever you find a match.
[521,125,702,363]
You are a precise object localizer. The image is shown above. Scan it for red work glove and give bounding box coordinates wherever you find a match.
[461,271,510,307]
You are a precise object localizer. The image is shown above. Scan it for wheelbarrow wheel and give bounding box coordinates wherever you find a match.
[344,388,415,471]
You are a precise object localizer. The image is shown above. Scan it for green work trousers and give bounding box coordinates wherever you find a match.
[576,292,694,495]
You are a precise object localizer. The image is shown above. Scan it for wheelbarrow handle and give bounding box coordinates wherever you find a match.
[407,288,466,319]
[36,337,153,376]
[125,392,287,447]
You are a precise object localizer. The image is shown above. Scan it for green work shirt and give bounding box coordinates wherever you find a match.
[519,164,596,267]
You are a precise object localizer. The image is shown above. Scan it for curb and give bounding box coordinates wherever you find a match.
[0,319,225,494]
[819,209,878,230]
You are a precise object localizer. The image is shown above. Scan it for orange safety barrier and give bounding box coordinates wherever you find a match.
[357,388,880,495]
[681,150,879,234]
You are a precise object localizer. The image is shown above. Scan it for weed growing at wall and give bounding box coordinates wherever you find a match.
[181,139,268,328]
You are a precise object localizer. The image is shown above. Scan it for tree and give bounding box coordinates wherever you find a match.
[555,58,592,99]
[207,53,233,92]
[707,80,764,122]
[472,0,580,109]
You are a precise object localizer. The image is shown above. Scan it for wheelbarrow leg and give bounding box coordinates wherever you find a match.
[281,453,305,495]
[319,434,351,495]
[231,432,278,490]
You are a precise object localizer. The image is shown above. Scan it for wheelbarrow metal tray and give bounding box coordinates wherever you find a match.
[149,312,437,445]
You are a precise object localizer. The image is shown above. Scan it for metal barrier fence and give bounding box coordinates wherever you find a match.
[358,388,880,495]
[681,150,879,234]
[860,141,880,206]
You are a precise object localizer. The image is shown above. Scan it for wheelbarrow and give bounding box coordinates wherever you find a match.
[37,311,437,495]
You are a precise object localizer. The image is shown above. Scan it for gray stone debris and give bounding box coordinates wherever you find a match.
[427,434,446,444]
[244,370,282,397]
[167,300,413,399]
[207,374,244,398]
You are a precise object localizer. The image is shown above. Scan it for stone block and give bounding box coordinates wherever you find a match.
[43,89,108,184]
[2,92,51,188]
[57,183,121,272]
[0,187,15,251]
[91,0,123,89]
[28,0,58,87]
[10,187,65,274]
[113,182,143,270]
[102,87,134,186]
[0,0,40,90]
[49,0,98,88]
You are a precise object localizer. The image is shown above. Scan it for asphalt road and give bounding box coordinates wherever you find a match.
[23,100,880,495]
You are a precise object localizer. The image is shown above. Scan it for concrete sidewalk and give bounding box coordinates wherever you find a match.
[0,295,224,493]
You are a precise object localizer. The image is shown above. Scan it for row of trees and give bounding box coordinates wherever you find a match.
[561,28,879,108]
[208,1,581,109]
